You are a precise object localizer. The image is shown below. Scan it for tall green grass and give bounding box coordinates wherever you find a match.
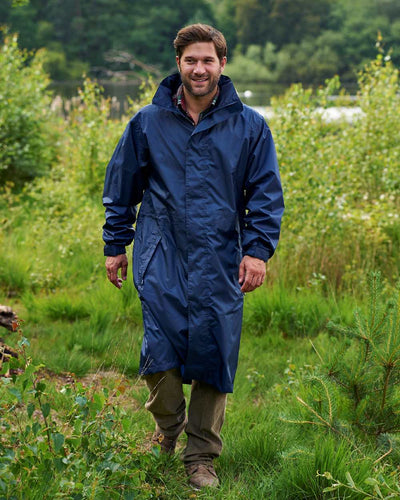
[243,284,357,338]
[273,436,373,499]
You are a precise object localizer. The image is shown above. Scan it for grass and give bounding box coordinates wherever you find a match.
[242,284,357,338]
[272,437,374,499]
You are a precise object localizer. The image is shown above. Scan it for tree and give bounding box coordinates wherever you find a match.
[235,0,272,51]
[268,0,332,47]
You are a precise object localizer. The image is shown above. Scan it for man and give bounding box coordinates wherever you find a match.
[103,24,284,489]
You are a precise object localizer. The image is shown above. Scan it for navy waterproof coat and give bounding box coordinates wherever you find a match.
[103,73,284,393]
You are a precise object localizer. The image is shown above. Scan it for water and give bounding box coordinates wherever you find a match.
[49,80,360,120]
[49,79,289,114]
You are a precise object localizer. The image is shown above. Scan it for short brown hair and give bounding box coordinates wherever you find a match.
[174,24,227,61]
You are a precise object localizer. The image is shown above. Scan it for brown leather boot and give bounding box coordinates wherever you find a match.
[185,463,220,489]
[151,431,178,455]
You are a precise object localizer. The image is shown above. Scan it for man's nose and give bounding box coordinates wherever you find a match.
[193,61,206,74]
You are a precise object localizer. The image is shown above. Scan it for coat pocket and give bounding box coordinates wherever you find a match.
[133,232,161,292]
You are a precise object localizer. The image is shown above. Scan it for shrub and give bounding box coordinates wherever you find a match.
[0,31,57,185]
[271,54,400,291]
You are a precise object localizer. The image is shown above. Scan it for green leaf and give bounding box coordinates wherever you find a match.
[93,392,105,411]
[26,444,38,456]
[75,396,87,407]
[66,436,81,450]
[24,363,40,377]
[18,337,30,348]
[27,402,35,418]
[364,477,379,486]
[323,486,340,492]
[121,417,131,432]
[346,472,355,488]
[35,382,46,394]
[41,402,50,418]
[3,449,15,461]
[32,421,41,435]
[373,485,384,499]
[9,356,23,371]
[7,387,22,402]
[51,433,65,453]
[53,457,65,472]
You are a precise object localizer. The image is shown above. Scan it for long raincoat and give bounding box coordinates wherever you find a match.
[103,73,284,393]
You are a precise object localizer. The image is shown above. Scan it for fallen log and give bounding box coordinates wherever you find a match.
[0,305,18,331]
[0,305,19,367]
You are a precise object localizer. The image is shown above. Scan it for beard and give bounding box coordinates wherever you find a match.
[180,71,221,98]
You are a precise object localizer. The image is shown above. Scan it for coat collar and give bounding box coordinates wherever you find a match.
[152,73,243,119]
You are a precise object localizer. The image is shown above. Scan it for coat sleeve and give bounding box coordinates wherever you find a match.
[102,115,149,256]
[241,120,284,262]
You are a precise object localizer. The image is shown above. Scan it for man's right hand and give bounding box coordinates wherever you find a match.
[105,254,128,289]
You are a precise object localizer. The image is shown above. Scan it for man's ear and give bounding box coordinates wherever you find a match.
[220,56,227,72]
[176,56,180,72]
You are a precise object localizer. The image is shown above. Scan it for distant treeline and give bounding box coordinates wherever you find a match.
[1,0,400,84]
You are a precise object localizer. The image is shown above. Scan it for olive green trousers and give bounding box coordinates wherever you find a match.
[144,368,227,464]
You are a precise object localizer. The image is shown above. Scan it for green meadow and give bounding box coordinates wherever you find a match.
[1,34,400,499]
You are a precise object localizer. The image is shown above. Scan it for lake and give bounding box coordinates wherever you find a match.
[50,79,359,120]
[49,80,289,113]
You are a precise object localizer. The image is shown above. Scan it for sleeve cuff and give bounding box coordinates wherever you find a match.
[243,245,271,262]
[104,244,126,257]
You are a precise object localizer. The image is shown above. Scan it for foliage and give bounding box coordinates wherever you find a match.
[0,30,57,185]
[228,0,400,84]
[62,78,123,195]
[272,54,400,290]
[2,0,400,83]
[0,325,184,499]
[0,74,137,300]
[1,0,215,79]
[319,470,400,499]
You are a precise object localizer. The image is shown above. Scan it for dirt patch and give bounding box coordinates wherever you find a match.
[36,367,146,412]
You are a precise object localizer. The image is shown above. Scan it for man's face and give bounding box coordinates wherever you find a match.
[176,42,226,98]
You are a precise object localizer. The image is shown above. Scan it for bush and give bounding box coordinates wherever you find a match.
[0,31,57,186]
[271,54,400,291]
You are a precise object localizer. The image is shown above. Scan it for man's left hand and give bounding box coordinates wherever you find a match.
[238,255,266,293]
